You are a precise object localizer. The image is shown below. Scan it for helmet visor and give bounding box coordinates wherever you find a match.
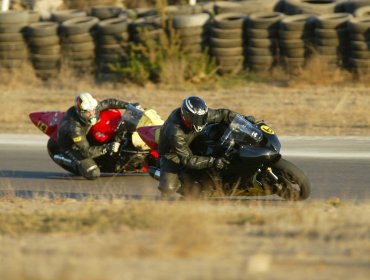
[81,109,99,125]
[192,112,208,132]
[81,109,96,117]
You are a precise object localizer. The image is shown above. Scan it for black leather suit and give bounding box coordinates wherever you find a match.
[56,98,129,179]
[157,107,238,196]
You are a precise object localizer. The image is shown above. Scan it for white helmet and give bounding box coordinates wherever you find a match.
[74,92,99,125]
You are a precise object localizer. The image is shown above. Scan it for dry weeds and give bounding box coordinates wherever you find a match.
[0,197,369,279]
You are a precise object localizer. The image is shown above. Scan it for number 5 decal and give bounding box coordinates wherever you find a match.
[261,125,274,134]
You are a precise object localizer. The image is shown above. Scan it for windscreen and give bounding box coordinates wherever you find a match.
[220,114,263,146]
[121,104,144,132]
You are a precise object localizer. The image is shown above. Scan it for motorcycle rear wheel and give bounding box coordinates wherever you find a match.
[270,158,311,201]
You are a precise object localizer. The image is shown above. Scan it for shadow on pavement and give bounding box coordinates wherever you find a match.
[0,170,148,180]
[0,170,74,179]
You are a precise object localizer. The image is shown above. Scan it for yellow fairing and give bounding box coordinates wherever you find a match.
[132,109,164,150]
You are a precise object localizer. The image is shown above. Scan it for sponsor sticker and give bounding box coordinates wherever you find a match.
[73,136,82,143]
[37,121,48,133]
[261,125,274,135]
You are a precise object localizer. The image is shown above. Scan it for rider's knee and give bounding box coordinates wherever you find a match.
[158,172,181,197]
[79,159,100,180]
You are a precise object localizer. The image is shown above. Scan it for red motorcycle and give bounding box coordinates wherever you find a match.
[29,104,163,176]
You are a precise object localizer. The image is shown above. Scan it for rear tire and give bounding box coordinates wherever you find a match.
[271,158,311,200]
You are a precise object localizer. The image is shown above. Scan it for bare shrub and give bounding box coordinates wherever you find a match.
[290,53,352,87]
[0,63,41,89]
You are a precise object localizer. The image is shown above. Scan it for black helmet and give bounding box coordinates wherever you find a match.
[181,96,208,132]
[74,92,100,125]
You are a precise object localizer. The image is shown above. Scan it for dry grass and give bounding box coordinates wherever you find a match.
[0,197,369,279]
[1,53,370,136]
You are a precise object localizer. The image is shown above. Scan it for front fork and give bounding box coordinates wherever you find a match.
[252,166,282,191]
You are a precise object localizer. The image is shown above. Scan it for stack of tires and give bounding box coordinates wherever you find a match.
[339,0,370,14]
[214,1,278,15]
[282,0,339,15]
[172,13,210,58]
[210,13,247,74]
[314,13,352,69]
[51,9,87,23]
[0,11,28,72]
[91,6,123,20]
[245,12,284,72]
[28,11,40,24]
[60,16,99,75]
[355,6,370,17]
[129,16,164,44]
[96,17,129,81]
[348,17,370,75]
[26,22,61,80]
[278,14,316,73]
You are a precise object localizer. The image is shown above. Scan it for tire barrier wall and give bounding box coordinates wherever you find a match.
[3,0,370,80]
[246,12,284,72]
[210,13,246,74]
[314,13,352,69]
[172,12,210,58]
[97,16,129,81]
[348,17,370,74]
[26,21,61,79]
[278,14,316,72]
[0,11,29,72]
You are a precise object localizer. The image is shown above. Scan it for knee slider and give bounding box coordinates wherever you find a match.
[85,165,100,180]
[79,159,100,180]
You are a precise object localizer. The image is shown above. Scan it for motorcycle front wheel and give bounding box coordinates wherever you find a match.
[270,158,311,201]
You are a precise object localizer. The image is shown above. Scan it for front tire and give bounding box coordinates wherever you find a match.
[270,158,311,201]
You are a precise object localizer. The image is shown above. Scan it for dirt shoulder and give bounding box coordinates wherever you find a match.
[1,199,369,279]
[0,67,370,136]
[0,75,369,135]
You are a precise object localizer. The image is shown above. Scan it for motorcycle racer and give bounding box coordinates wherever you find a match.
[52,92,133,180]
[157,96,256,198]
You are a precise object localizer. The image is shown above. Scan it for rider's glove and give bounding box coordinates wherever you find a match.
[131,102,144,110]
[213,157,230,170]
[106,141,120,154]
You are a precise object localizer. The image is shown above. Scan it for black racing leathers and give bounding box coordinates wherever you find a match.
[158,108,237,169]
[58,98,129,158]
[157,107,241,196]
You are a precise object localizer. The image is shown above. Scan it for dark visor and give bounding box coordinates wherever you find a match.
[192,112,208,126]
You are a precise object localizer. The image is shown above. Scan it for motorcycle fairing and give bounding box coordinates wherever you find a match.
[89,109,122,143]
[29,111,64,141]
[136,125,162,150]
[256,123,281,152]
[238,145,281,165]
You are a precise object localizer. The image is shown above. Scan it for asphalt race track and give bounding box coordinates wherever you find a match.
[0,134,369,201]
